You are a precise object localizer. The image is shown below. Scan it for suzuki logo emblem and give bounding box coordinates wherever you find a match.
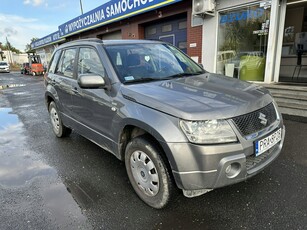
[259,113,267,126]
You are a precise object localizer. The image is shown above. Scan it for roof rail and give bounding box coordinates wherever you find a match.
[68,38,103,44]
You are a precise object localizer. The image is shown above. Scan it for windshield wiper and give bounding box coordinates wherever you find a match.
[124,77,160,84]
[123,71,206,84]
[166,71,205,79]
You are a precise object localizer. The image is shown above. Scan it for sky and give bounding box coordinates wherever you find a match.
[0,0,109,52]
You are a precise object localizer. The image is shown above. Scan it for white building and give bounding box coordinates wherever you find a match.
[1,50,28,65]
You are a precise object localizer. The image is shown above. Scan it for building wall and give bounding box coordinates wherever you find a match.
[13,53,28,65]
[187,9,202,63]
[1,50,28,65]
[216,0,259,10]
[202,15,218,72]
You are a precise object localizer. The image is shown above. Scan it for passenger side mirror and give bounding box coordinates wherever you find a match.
[77,74,107,89]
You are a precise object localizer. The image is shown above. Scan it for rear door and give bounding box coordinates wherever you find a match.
[51,48,77,121]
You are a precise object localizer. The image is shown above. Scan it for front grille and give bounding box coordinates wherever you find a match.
[232,103,277,136]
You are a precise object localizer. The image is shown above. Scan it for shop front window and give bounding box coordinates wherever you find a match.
[280,2,307,83]
[217,5,271,81]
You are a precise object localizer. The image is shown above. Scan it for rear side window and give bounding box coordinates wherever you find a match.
[48,50,61,74]
[55,48,77,78]
[78,47,104,76]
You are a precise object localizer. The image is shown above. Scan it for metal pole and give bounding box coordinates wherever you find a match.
[79,0,84,14]
[6,36,12,64]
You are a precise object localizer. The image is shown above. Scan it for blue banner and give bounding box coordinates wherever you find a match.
[59,0,182,37]
[220,8,264,24]
[31,31,65,49]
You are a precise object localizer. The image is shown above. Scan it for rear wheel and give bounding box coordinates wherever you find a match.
[32,72,36,76]
[125,135,175,209]
[48,101,71,137]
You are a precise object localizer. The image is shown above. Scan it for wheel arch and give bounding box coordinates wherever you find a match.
[45,92,56,110]
[117,120,178,175]
[44,84,59,110]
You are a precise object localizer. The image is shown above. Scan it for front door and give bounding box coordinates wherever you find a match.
[70,46,115,151]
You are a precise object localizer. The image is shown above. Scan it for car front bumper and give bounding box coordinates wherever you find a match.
[0,68,10,73]
[165,124,285,195]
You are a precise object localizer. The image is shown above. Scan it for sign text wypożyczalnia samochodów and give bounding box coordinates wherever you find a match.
[31,31,62,49]
[59,0,180,37]
[31,0,182,48]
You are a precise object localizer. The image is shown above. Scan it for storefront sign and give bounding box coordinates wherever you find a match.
[220,8,264,24]
[59,0,183,37]
[31,31,64,49]
[253,20,269,36]
[253,29,268,36]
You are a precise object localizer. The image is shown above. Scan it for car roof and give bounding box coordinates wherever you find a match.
[58,38,164,49]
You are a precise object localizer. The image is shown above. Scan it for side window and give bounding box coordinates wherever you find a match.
[55,48,76,78]
[48,50,61,74]
[78,47,104,76]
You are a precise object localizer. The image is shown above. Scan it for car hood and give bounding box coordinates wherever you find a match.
[120,73,274,120]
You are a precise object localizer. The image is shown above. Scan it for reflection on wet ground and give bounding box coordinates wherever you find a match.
[0,107,89,228]
[0,107,56,187]
[0,84,26,90]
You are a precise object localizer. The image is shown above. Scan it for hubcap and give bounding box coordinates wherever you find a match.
[50,107,60,133]
[130,150,159,196]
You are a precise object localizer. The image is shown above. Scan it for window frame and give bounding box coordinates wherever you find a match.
[77,46,106,78]
[55,47,78,78]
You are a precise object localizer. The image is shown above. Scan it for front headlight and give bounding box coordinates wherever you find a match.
[179,119,237,144]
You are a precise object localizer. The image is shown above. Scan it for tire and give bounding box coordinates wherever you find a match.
[125,135,175,209]
[32,72,36,76]
[48,101,71,137]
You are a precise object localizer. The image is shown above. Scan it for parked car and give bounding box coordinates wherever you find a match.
[0,61,10,73]
[45,39,285,209]
[21,62,30,74]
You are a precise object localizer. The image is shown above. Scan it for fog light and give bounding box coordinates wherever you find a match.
[225,163,241,178]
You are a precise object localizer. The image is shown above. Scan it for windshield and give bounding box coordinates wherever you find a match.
[104,43,205,83]
[0,62,8,66]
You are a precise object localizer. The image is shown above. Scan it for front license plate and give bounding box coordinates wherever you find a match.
[255,128,282,156]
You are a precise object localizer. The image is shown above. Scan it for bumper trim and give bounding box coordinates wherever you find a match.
[172,169,217,175]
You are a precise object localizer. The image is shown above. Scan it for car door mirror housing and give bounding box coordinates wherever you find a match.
[78,74,107,89]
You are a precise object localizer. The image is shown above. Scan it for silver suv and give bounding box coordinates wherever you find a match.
[45,39,285,209]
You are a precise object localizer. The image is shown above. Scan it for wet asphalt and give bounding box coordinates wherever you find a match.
[0,72,306,230]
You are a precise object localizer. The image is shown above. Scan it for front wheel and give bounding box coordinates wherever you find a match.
[48,101,71,137]
[125,135,175,209]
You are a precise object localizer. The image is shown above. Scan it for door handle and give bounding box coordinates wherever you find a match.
[71,87,78,94]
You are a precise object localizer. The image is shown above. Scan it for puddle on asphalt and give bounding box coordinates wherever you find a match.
[0,107,57,187]
[0,84,26,90]
[0,108,92,223]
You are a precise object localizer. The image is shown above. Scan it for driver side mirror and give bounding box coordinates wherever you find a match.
[77,74,108,89]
